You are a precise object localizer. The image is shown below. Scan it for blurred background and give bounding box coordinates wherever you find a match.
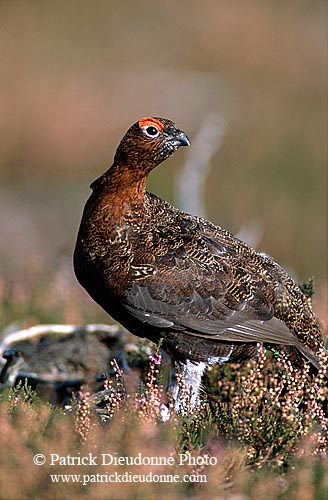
[0,0,326,328]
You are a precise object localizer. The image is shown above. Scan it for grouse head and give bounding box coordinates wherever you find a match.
[113,117,190,173]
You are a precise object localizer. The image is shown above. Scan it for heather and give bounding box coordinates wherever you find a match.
[0,328,327,499]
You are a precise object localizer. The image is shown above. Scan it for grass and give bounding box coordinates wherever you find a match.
[0,338,327,500]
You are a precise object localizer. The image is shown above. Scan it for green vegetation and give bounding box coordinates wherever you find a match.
[0,339,326,500]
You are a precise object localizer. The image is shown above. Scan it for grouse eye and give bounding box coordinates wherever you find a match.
[143,125,160,138]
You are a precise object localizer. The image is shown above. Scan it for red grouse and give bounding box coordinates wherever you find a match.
[74,117,326,409]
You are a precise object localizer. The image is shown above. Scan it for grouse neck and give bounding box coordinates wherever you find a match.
[92,162,148,205]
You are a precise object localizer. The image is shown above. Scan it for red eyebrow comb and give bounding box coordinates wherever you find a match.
[138,117,164,131]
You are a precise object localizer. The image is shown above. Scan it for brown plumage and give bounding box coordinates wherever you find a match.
[74,117,326,408]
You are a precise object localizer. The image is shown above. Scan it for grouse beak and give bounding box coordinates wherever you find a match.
[175,131,191,147]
